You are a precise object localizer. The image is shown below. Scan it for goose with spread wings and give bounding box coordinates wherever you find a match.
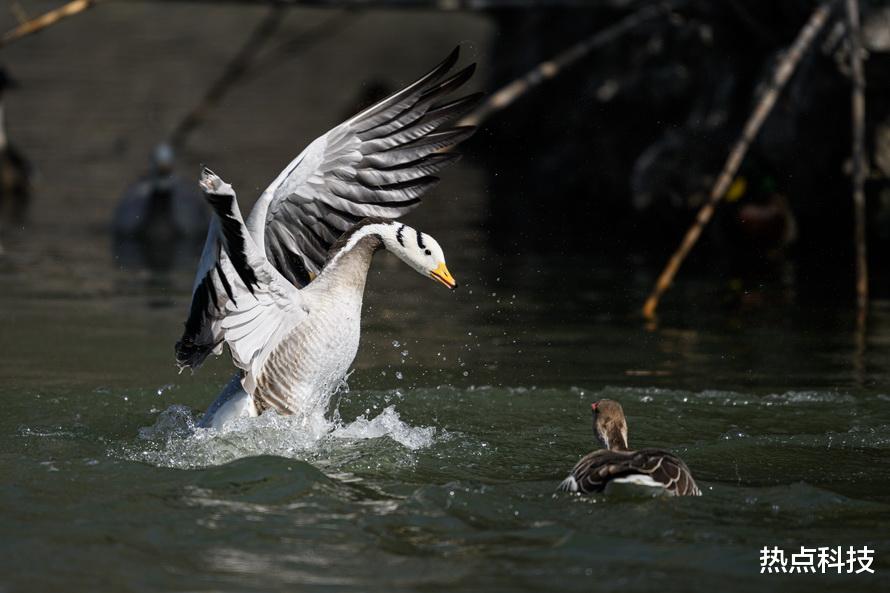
[176,48,479,429]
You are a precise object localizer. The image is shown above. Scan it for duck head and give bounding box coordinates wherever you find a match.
[591,399,629,451]
[381,222,457,289]
[151,143,175,177]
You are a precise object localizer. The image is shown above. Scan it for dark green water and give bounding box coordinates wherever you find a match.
[2,201,890,592]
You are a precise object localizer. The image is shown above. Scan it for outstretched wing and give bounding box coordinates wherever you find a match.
[176,47,479,370]
[185,169,307,394]
[247,46,480,287]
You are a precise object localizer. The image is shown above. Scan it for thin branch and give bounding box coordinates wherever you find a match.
[134,0,604,8]
[641,1,834,320]
[847,0,868,316]
[0,0,104,49]
[458,2,671,128]
[238,10,359,86]
[168,6,286,149]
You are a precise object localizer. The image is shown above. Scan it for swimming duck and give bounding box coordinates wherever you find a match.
[112,144,209,269]
[0,68,31,237]
[559,400,701,496]
[175,48,478,428]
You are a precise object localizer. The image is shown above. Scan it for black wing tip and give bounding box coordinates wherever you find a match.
[441,45,461,71]
[420,63,476,100]
[174,336,209,370]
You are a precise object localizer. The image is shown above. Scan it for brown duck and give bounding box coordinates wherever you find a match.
[559,399,701,496]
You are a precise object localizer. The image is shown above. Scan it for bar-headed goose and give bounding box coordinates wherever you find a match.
[559,400,701,497]
[175,48,479,428]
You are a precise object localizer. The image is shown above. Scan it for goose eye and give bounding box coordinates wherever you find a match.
[424,249,431,256]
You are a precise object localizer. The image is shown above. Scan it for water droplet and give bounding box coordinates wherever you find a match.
[395,371,403,380]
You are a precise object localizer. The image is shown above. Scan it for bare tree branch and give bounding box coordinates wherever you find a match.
[641,1,834,320]
[0,0,104,49]
[459,2,671,128]
[847,0,868,318]
[168,6,286,149]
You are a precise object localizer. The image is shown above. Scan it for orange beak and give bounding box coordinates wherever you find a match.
[429,262,457,289]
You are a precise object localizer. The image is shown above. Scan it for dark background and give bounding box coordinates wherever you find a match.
[2,0,890,309]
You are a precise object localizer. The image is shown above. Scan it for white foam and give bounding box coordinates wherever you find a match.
[125,402,437,469]
[332,406,435,450]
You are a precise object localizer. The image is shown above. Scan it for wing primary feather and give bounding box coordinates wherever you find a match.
[204,187,259,293]
[358,94,482,153]
[346,46,460,131]
[361,127,475,168]
[354,154,459,186]
[215,262,236,304]
[418,63,477,101]
[359,175,440,193]
[175,272,222,369]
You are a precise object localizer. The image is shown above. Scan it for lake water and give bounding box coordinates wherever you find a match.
[2,4,890,592]
[3,173,890,591]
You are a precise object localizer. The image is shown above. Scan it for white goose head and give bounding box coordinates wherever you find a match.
[380,222,457,289]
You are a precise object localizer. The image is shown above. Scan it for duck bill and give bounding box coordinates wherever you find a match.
[429,262,457,289]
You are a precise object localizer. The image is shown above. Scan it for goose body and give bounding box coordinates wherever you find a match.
[194,227,379,428]
[559,400,701,497]
[178,49,477,428]
[195,171,455,428]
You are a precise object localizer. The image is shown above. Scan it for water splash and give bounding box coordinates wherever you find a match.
[332,406,435,450]
[122,402,437,470]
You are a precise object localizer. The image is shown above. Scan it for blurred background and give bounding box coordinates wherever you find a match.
[3,1,890,298]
